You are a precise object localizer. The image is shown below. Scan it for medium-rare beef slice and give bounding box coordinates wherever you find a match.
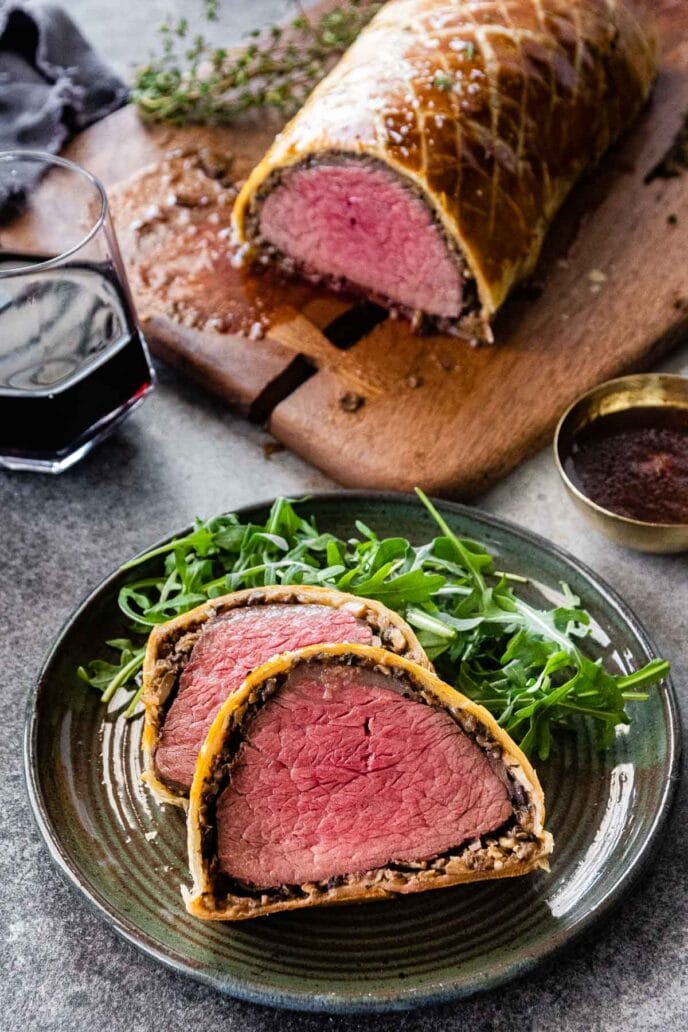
[156,604,371,793]
[185,644,552,921]
[256,159,467,321]
[141,585,431,804]
[216,663,512,887]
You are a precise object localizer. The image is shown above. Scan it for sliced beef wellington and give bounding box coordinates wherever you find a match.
[141,585,429,804]
[185,643,552,921]
[232,0,656,341]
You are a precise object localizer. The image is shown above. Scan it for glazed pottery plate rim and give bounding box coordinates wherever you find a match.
[24,490,682,1013]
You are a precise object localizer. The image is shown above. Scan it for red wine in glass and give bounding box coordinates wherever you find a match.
[0,255,153,468]
[0,151,154,473]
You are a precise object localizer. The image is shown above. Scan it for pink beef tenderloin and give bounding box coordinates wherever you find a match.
[155,603,372,792]
[216,663,512,887]
[259,162,464,318]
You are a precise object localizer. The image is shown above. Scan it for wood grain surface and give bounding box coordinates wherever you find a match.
[61,0,688,496]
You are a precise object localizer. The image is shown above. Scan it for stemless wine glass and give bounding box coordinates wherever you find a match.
[0,150,154,473]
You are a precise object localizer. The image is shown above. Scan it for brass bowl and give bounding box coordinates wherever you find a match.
[554,373,688,554]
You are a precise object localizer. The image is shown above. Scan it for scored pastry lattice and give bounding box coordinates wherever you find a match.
[251,0,655,311]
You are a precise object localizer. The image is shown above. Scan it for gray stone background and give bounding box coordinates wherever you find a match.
[2,2,687,1030]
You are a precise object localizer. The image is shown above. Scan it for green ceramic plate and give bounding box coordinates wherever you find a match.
[25,493,680,1013]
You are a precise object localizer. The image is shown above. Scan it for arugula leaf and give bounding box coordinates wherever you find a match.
[79,639,146,704]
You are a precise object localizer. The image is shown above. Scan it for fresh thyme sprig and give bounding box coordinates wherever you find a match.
[78,491,669,760]
[131,0,382,125]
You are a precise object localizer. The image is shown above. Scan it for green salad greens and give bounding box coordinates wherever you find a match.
[79,490,669,760]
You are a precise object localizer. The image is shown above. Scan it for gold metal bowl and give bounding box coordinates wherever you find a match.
[554,373,688,554]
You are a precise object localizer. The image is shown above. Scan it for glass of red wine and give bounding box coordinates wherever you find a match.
[0,150,154,472]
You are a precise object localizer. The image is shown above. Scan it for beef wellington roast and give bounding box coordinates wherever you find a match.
[185,643,552,920]
[232,0,656,341]
[141,585,429,804]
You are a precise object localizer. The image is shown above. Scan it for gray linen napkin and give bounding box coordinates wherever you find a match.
[0,1,128,215]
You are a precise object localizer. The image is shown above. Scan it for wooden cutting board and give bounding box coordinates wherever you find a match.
[63,0,688,496]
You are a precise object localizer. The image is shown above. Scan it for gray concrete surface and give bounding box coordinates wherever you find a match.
[2,2,688,1030]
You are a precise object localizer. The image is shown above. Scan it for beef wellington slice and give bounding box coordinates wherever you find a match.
[185,643,552,920]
